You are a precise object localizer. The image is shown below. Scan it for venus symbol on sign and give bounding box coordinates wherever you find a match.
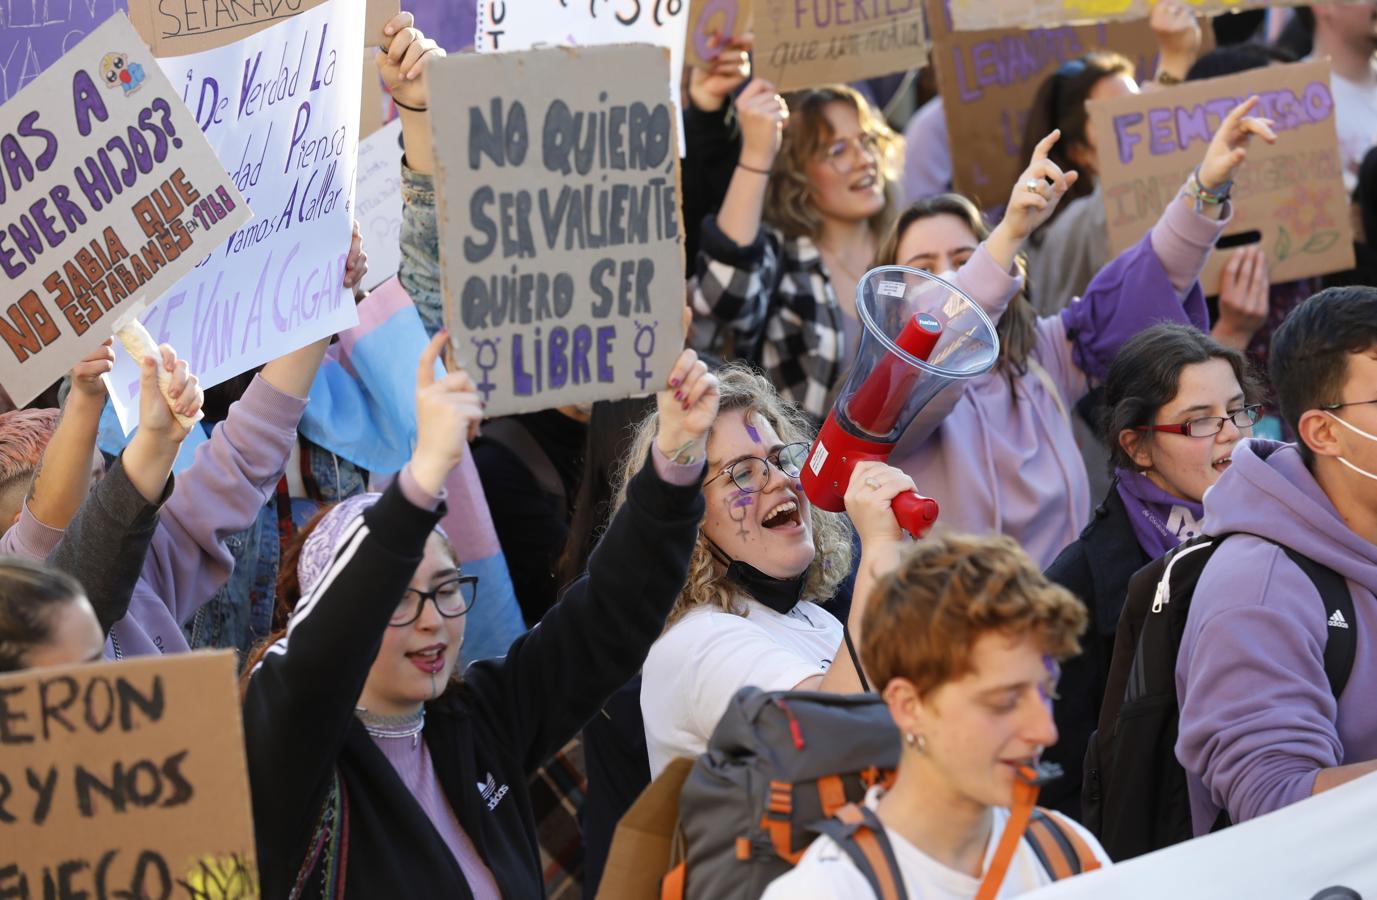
[471,337,501,403]
[633,319,658,389]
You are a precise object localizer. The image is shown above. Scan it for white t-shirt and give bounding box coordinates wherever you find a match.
[641,599,842,777]
[761,789,1112,900]
[1315,58,1377,194]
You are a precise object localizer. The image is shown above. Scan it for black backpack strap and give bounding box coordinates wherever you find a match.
[1279,547,1357,699]
[479,418,568,521]
[811,803,910,900]
[1025,809,1102,881]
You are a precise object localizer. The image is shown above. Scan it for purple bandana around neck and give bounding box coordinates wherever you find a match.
[1114,468,1206,560]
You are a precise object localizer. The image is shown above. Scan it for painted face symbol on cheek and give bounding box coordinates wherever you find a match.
[727,490,753,539]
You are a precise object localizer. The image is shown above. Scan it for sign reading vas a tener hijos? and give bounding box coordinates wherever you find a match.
[0,13,247,407]
[430,44,686,417]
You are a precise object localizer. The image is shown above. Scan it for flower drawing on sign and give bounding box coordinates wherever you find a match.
[99,52,145,95]
[178,853,259,899]
[1274,182,1341,260]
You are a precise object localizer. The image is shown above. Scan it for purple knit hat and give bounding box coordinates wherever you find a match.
[295,492,451,604]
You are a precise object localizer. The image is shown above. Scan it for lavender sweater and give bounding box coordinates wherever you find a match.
[1177,440,1377,833]
[890,195,1224,567]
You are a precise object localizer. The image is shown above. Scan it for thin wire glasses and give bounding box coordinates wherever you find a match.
[823,132,882,175]
[703,442,810,493]
[1134,404,1263,438]
[390,570,479,627]
[1321,397,1377,411]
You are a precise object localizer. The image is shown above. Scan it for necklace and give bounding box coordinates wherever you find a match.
[356,706,425,747]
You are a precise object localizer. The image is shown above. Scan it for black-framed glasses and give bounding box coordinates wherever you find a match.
[703,442,810,494]
[1134,404,1263,438]
[389,570,479,627]
[1322,397,1377,412]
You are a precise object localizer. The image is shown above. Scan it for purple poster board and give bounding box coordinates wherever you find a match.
[0,1,127,105]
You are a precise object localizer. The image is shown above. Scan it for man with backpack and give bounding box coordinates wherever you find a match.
[1176,287,1377,834]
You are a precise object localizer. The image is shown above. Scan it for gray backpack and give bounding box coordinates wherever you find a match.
[664,687,901,900]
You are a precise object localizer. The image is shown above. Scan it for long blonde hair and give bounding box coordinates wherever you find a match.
[764,85,903,243]
[613,364,853,627]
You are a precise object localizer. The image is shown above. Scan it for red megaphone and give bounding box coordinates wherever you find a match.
[799,266,1001,539]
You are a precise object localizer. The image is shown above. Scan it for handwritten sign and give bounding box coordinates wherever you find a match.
[753,0,927,91]
[0,652,258,897]
[105,0,363,433]
[1090,60,1354,295]
[125,0,399,55]
[948,0,1309,31]
[0,13,248,408]
[429,45,686,416]
[685,0,753,69]
[0,0,125,105]
[927,0,1173,208]
[356,119,404,291]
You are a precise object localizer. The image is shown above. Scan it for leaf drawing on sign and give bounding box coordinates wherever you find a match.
[1301,231,1341,255]
[1275,225,1292,261]
[177,853,259,899]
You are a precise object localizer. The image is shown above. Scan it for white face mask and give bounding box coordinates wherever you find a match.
[1326,412,1377,481]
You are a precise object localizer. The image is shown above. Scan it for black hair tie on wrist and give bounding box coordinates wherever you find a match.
[392,97,427,113]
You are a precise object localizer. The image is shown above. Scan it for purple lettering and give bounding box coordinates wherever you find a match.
[1147,108,1174,156]
[71,69,108,138]
[1174,104,1211,153]
[596,326,615,383]
[1302,81,1334,124]
[1112,112,1143,165]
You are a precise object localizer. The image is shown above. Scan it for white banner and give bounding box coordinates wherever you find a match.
[1027,772,1377,899]
[108,0,363,431]
[355,118,403,291]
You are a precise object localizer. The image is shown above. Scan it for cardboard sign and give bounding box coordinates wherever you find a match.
[125,0,400,55]
[105,0,363,433]
[356,119,404,291]
[0,0,125,105]
[928,0,1174,209]
[752,0,927,92]
[685,0,754,69]
[0,13,248,408]
[0,652,258,896]
[947,0,1309,31]
[1090,59,1354,295]
[428,45,687,416]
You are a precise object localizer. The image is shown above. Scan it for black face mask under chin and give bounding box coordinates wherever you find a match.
[702,535,808,615]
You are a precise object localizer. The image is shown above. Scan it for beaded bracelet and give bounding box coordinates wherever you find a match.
[1183,165,1232,213]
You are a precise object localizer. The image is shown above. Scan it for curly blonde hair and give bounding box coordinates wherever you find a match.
[763,85,903,242]
[613,364,853,627]
[861,533,1086,697]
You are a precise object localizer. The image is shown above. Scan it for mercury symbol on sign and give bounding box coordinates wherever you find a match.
[633,320,658,390]
[471,337,501,403]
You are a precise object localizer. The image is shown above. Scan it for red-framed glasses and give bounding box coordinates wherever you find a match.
[1134,404,1263,438]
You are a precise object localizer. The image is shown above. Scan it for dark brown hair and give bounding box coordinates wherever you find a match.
[0,557,86,673]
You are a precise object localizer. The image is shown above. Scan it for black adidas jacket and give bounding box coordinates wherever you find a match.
[243,451,704,898]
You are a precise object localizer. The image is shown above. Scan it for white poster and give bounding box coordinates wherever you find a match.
[355,118,403,291]
[107,0,363,430]
[1027,772,1377,899]
[475,0,688,154]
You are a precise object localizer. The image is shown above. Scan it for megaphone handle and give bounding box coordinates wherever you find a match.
[892,491,939,539]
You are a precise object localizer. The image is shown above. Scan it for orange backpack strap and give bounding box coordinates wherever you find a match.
[1024,809,1103,881]
[659,861,686,900]
[809,803,909,900]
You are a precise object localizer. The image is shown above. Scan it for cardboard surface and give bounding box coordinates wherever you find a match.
[0,652,258,896]
[947,0,1309,31]
[753,0,927,92]
[126,0,399,55]
[685,0,755,69]
[928,0,1178,209]
[0,13,248,408]
[428,44,687,417]
[105,0,363,433]
[1090,59,1353,295]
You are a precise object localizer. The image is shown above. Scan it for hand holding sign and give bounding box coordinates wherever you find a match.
[988,130,1078,270]
[655,349,720,465]
[1150,0,1203,82]
[1199,96,1277,193]
[412,330,485,495]
[379,11,443,103]
[344,219,370,292]
[132,339,202,442]
[688,32,754,114]
[737,79,790,172]
[69,340,117,402]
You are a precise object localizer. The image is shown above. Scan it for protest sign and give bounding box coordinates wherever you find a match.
[947,0,1309,31]
[475,0,688,154]
[0,13,248,408]
[428,44,687,416]
[1090,59,1353,295]
[0,652,258,897]
[927,0,1181,208]
[685,0,753,69]
[125,0,399,55]
[1027,772,1377,899]
[752,0,927,91]
[105,0,364,433]
[356,119,404,290]
[0,0,125,105]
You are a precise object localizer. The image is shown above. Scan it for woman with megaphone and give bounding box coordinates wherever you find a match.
[877,98,1275,570]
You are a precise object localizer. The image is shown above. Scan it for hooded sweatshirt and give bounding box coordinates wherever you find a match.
[1176,439,1377,834]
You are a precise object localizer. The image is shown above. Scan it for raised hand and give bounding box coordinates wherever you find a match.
[343,219,368,291]
[139,344,203,443]
[69,340,116,402]
[411,330,485,495]
[1212,244,1270,350]
[655,349,719,466]
[843,462,916,551]
[735,79,789,174]
[988,130,1079,270]
[1199,96,1276,191]
[689,32,753,114]
[376,12,444,111]
[1151,0,1202,81]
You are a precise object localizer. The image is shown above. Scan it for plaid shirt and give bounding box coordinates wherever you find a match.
[691,215,845,420]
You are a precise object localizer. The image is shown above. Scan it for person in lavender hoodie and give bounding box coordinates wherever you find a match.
[878,98,1274,569]
[1177,287,1377,833]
